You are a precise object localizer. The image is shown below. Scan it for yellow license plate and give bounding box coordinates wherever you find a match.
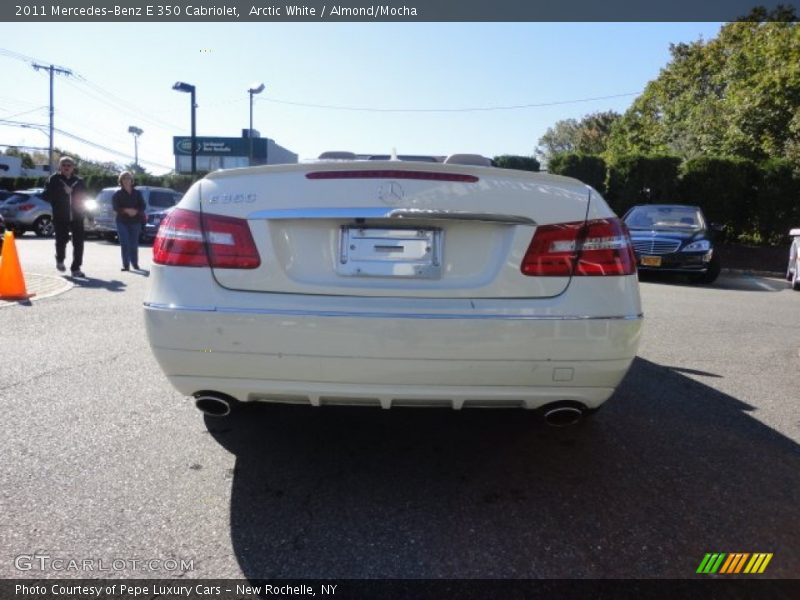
[641,256,662,267]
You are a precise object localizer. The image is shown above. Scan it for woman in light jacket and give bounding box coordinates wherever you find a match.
[112,171,146,271]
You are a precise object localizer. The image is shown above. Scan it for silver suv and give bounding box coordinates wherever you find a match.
[0,190,54,237]
[93,186,183,241]
[0,189,102,238]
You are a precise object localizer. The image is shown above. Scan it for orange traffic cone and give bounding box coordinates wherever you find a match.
[0,231,35,300]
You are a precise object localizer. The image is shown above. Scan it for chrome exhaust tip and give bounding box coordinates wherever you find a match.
[194,394,232,417]
[542,403,585,427]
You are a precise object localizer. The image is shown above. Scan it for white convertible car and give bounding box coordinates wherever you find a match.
[144,154,643,425]
[788,228,800,291]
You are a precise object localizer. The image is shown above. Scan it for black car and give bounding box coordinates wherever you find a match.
[623,204,721,284]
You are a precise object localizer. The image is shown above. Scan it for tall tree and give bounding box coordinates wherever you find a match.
[607,7,800,162]
[536,111,620,163]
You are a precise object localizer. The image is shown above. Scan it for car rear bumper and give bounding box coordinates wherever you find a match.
[144,301,642,410]
[636,251,713,273]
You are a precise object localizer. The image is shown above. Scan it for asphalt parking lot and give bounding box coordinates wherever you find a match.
[1,236,798,579]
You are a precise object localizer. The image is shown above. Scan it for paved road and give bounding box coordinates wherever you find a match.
[1,236,798,579]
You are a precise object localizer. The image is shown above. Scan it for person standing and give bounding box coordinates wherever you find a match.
[112,171,146,271]
[42,156,88,277]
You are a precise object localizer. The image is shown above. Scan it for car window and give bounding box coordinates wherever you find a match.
[97,190,116,205]
[625,206,703,230]
[4,194,30,205]
[149,191,178,208]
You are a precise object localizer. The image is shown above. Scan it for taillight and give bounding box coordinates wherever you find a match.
[18,203,34,212]
[153,208,260,269]
[521,218,636,277]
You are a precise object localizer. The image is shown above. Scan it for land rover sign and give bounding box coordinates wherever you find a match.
[173,137,245,156]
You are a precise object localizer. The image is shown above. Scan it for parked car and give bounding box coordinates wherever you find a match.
[143,206,174,241]
[0,190,17,204]
[622,204,721,284]
[0,191,54,237]
[93,186,183,241]
[788,228,800,291]
[0,190,100,238]
[81,196,103,238]
[144,154,643,425]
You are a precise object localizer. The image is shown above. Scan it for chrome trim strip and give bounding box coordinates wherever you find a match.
[248,207,536,226]
[144,302,642,321]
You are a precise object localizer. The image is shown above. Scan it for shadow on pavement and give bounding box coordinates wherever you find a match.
[204,358,799,579]
[65,276,126,292]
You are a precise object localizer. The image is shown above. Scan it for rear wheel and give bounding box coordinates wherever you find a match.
[33,216,54,237]
[793,268,800,291]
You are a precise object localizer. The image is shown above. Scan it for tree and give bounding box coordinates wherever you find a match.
[3,148,35,169]
[607,7,800,163]
[536,111,620,163]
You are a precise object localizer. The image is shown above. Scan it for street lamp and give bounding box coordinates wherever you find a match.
[172,81,197,176]
[127,126,143,170]
[247,82,265,166]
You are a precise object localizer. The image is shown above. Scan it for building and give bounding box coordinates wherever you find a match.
[0,155,50,178]
[173,131,297,173]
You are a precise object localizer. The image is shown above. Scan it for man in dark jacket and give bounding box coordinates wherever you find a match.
[42,156,87,277]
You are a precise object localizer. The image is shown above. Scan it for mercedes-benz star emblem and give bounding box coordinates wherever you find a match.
[378,181,404,205]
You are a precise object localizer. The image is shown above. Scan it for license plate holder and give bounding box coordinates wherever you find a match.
[337,226,442,278]
[640,255,662,267]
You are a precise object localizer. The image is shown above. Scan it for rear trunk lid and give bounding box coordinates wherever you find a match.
[195,161,592,299]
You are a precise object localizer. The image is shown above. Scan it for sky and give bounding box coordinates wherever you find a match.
[0,22,724,174]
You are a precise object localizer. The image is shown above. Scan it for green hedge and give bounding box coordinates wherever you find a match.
[546,151,800,245]
[678,157,761,240]
[547,153,607,195]
[1,173,198,196]
[493,155,540,172]
[606,155,681,216]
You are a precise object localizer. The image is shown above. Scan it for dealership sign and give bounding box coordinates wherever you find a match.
[174,137,253,156]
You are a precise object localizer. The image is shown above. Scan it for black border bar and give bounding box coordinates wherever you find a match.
[4,579,800,600]
[3,1,799,22]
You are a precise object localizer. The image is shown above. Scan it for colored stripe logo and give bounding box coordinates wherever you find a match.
[697,553,773,574]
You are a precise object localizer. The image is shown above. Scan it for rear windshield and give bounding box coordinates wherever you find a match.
[4,194,33,204]
[149,191,180,208]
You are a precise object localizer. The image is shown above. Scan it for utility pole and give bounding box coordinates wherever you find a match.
[32,63,72,175]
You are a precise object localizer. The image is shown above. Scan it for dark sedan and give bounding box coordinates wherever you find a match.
[623,204,721,284]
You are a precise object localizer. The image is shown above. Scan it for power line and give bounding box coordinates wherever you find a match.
[68,74,185,131]
[0,118,173,171]
[0,47,184,133]
[259,92,641,113]
[0,106,48,121]
[61,77,183,134]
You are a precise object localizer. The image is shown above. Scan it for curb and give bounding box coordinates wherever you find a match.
[0,273,74,307]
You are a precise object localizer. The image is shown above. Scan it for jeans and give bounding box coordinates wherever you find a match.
[116,221,141,269]
[54,217,85,271]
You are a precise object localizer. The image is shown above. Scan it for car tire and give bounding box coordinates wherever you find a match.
[793,269,800,292]
[33,216,54,237]
[690,255,721,285]
[103,232,118,243]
